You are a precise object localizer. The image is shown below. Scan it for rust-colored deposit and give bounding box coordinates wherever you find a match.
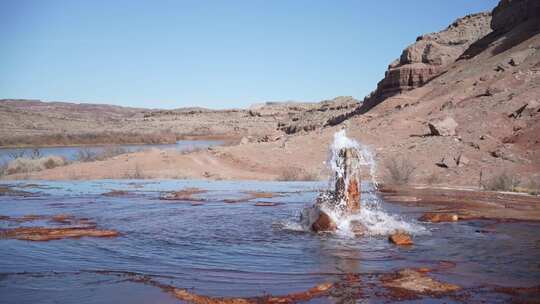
[389,232,413,246]
[419,213,459,223]
[382,268,460,295]
[160,188,208,201]
[171,282,333,304]
[122,272,334,304]
[380,185,540,221]
[0,227,119,241]
[0,214,118,241]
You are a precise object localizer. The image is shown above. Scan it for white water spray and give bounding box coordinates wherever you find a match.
[290,130,427,237]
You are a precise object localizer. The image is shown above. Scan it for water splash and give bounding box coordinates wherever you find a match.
[288,130,427,236]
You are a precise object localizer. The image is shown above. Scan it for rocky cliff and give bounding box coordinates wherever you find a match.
[359,12,493,113]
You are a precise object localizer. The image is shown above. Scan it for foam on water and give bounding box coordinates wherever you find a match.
[286,130,427,237]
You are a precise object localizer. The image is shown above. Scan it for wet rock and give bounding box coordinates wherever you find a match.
[428,117,458,136]
[383,268,460,294]
[419,213,459,223]
[389,232,413,246]
[312,211,337,232]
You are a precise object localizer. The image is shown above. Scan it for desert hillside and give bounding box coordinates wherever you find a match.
[3,0,540,188]
[0,97,358,146]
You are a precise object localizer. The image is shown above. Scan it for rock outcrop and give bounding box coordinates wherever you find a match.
[276,96,359,134]
[359,13,493,113]
[491,0,540,33]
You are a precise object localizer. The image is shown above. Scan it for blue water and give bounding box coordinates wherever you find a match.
[0,180,538,303]
[0,140,223,162]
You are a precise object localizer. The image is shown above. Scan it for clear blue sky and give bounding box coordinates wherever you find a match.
[1,0,498,109]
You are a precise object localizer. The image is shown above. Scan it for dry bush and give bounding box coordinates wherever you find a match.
[76,146,128,162]
[485,172,521,192]
[385,158,416,185]
[6,156,66,174]
[527,177,540,195]
[276,167,319,181]
[523,176,540,195]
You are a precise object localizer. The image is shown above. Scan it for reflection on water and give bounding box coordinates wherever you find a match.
[0,140,223,162]
[0,180,539,303]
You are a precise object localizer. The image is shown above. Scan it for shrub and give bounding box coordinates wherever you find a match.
[6,156,66,174]
[76,146,129,162]
[276,167,319,181]
[385,158,416,185]
[485,172,521,192]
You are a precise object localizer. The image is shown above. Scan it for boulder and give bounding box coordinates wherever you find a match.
[428,117,458,136]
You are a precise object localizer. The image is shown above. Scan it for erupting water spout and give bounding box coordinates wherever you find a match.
[304,130,363,232]
[296,130,426,237]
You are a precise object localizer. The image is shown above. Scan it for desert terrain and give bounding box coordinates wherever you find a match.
[2,0,539,191]
[2,1,540,303]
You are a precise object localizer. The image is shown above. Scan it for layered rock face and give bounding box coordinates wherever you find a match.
[359,13,493,112]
